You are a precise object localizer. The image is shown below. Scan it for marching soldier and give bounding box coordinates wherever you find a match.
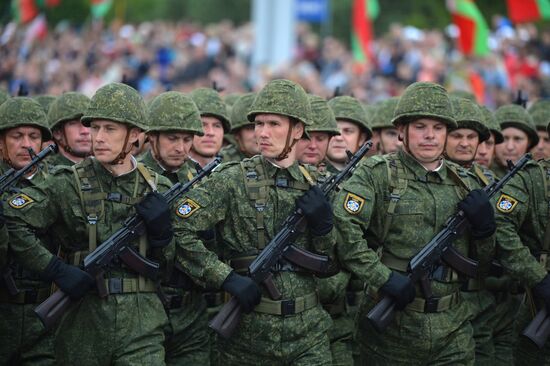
[528,100,550,161]
[369,97,402,155]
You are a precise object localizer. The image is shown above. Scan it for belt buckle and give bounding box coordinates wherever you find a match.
[424,297,440,313]
[108,278,123,294]
[281,299,295,316]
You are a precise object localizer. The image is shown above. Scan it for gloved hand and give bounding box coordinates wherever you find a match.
[296,185,333,236]
[533,274,550,311]
[222,271,261,313]
[379,271,416,310]
[42,257,95,300]
[135,192,173,248]
[457,189,496,239]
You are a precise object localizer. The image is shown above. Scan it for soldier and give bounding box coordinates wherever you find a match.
[189,88,231,168]
[370,97,402,155]
[0,97,54,365]
[173,79,335,365]
[46,92,91,167]
[475,106,504,170]
[326,96,372,173]
[4,82,174,365]
[528,99,550,161]
[219,93,260,163]
[492,104,539,178]
[139,91,209,365]
[333,82,496,364]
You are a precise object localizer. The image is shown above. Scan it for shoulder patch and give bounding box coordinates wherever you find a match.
[344,192,365,215]
[9,193,34,209]
[496,194,518,213]
[176,198,201,218]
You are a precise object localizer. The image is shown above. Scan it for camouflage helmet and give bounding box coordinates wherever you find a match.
[247,79,312,127]
[0,97,52,140]
[33,95,57,115]
[189,88,231,133]
[392,82,457,128]
[230,93,256,132]
[0,90,9,106]
[450,96,490,142]
[328,96,372,138]
[479,105,504,144]
[47,92,91,131]
[528,99,550,132]
[449,90,477,102]
[371,97,400,130]
[81,82,148,130]
[307,95,340,136]
[495,104,539,150]
[224,93,242,108]
[147,91,204,136]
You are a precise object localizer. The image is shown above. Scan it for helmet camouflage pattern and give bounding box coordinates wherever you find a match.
[528,99,550,132]
[0,90,9,106]
[450,96,490,142]
[81,82,148,130]
[147,91,204,136]
[479,105,503,144]
[449,90,476,102]
[371,97,399,130]
[33,95,57,115]
[48,92,91,130]
[328,96,372,138]
[495,104,539,149]
[307,95,340,136]
[0,97,52,140]
[392,82,457,129]
[230,92,256,132]
[189,88,231,133]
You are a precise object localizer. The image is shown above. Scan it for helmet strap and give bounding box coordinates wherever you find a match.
[108,126,132,165]
[149,133,172,169]
[275,121,297,161]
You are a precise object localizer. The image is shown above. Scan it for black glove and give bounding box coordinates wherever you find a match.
[457,189,496,239]
[222,271,261,313]
[296,185,333,236]
[135,192,173,248]
[379,271,416,310]
[42,257,95,300]
[533,274,550,311]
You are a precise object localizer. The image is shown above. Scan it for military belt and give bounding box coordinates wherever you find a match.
[0,286,50,304]
[322,297,346,316]
[203,291,225,308]
[406,291,461,313]
[229,256,304,274]
[254,292,318,316]
[103,278,156,295]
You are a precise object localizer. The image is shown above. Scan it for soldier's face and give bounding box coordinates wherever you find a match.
[327,120,366,163]
[475,133,496,168]
[90,120,139,164]
[400,118,447,163]
[531,129,550,160]
[0,126,42,169]
[495,127,529,166]
[53,119,92,157]
[192,116,224,157]
[296,131,331,165]
[254,114,303,159]
[445,128,480,165]
[379,127,402,154]
[152,131,194,170]
[235,125,259,156]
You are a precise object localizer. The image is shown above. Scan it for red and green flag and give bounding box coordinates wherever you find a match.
[506,0,550,23]
[448,0,489,56]
[11,0,39,24]
[351,0,379,65]
[91,0,112,19]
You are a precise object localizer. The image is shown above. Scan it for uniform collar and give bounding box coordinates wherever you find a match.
[262,156,306,182]
[398,149,447,182]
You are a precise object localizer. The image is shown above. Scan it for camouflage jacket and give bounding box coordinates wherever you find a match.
[46,152,76,169]
[333,150,495,297]
[139,150,197,185]
[219,143,249,163]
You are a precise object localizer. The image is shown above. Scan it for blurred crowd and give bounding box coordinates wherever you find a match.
[1,14,550,107]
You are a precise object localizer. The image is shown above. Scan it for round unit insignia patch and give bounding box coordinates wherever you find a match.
[347,199,360,212]
[496,194,518,213]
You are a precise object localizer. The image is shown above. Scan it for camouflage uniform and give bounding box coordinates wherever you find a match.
[328,96,373,140]
[46,92,91,168]
[33,95,56,115]
[0,97,55,365]
[4,83,173,365]
[223,92,242,147]
[370,97,400,156]
[333,82,495,365]
[174,79,334,365]
[219,93,257,163]
[141,91,210,365]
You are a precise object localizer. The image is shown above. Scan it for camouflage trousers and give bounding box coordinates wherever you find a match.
[0,302,56,365]
[55,292,167,366]
[489,292,522,365]
[356,295,475,365]
[514,299,550,365]
[462,290,496,365]
[328,312,354,366]
[219,305,332,365]
[163,289,209,365]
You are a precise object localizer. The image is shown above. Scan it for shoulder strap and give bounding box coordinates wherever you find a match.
[381,155,408,245]
[446,164,471,199]
[473,164,491,187]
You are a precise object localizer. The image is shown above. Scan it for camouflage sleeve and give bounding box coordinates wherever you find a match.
[173,166,235,289]
[4,176,62,273]
[332,164,392,292]
[495,172,546,287]
[318,270,351,304]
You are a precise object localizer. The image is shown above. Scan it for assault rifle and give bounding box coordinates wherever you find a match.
[367,153,532,332]
[209,141,373,339]
[35,157,222,329]
[523,306,550,349]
